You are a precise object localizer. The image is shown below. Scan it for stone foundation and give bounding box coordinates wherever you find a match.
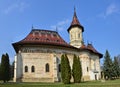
[82,75,90,81]
[22,78,54,82]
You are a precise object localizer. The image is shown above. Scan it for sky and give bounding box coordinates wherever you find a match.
[0,0,120,64]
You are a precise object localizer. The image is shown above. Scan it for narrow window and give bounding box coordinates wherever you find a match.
[25,66,28,72]
[34,32,39,36]
[58,64,61,72]
[78,33,80,38]
[45,63,50,72]
[87,67,89,72]
[31,66,35,72]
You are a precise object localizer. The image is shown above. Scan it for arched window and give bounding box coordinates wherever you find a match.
[58,64,61,72]
[31,66,35,72]
[25,66,28,72]
[45,63,50,72]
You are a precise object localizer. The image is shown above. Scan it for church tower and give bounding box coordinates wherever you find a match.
[68,8,84,48]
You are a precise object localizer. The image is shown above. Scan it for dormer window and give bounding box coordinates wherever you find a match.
[41,32,45,35]
[46,38,49,41]
[34,32,39,36]
[56,40,59,42]
[35,38,39,40]
[53,34,57,37]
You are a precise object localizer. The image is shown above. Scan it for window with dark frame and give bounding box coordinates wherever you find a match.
[45,63,50,72]
[58,64,61,72]
[87,67,89,72]
[25,66,28,72]
[31,66,35,72]
[78,33,80,38]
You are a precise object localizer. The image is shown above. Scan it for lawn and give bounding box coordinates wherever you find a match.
[0,79,120,87]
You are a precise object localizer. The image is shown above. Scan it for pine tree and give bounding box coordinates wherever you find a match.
[61,54,71,84]
[5,53,11,81]
[103,50,113,80]
[0,63,2,80]
[72,54,77,82]
[0,53,10,82]
[78,56,82,82]
[72,55,82,83]
[11,61,15,79]
[117,55,120,66]
[61,54,65,83]
[65,54,71,84]
[113,56,120,78]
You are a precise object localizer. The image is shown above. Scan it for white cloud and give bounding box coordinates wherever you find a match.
[3,2,29,14]
[98,3,120,18]
[50,19,70,31]
[106,3,119,16]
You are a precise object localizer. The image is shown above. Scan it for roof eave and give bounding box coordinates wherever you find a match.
[12,42,78,53]
[67,25,84,33]
[80,48,103,58]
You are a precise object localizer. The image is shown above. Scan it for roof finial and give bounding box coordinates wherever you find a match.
[87,40,89,44]
[32,24,34,29]
[56,26,58,32]
[74,6,76,13]
[74,6,76,17]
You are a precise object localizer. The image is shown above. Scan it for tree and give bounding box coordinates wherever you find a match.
[72,54,82,83]
[0,53,10,82]
[10,61,14,79]
[0,63,2,80]
[103,50,113,80]
[61,54,65,83]
[113,56,120,78]
[116,55,120,68]
[61,54,71,84]
[5,53,11,81]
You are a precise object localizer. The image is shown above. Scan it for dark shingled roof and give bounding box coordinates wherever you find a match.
[80,44,103,58]
[67,9,84,32]
[12,29,103,58]
[12,29,76,53]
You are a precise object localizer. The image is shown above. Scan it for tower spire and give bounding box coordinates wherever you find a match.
[74,6,76,14]
[72,7,80,26]
[67,7,84,32]
[67,8,84,48]
[74,6,77,18]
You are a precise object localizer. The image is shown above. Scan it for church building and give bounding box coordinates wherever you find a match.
[12,9,103,82]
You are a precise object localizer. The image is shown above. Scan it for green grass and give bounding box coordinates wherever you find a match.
[0,79,120,87]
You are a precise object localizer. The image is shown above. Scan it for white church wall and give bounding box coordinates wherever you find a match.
[90,54,101,80]
[14,45,101,82]
[14,52,23,82]
[21,52,54,82]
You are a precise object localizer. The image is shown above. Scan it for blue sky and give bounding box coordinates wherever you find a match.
[0,0,120,64]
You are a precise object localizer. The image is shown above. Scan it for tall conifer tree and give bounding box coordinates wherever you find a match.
[72,55,82,83]
[61,54,65,83]
[0,53,10,82]
[5,53,10,81]
[103,50,113,80]
[0,62,1,80]
[113,56,120,78]
[61,54,71,84]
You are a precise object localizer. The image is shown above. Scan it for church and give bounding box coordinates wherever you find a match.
[12,9,103,82]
